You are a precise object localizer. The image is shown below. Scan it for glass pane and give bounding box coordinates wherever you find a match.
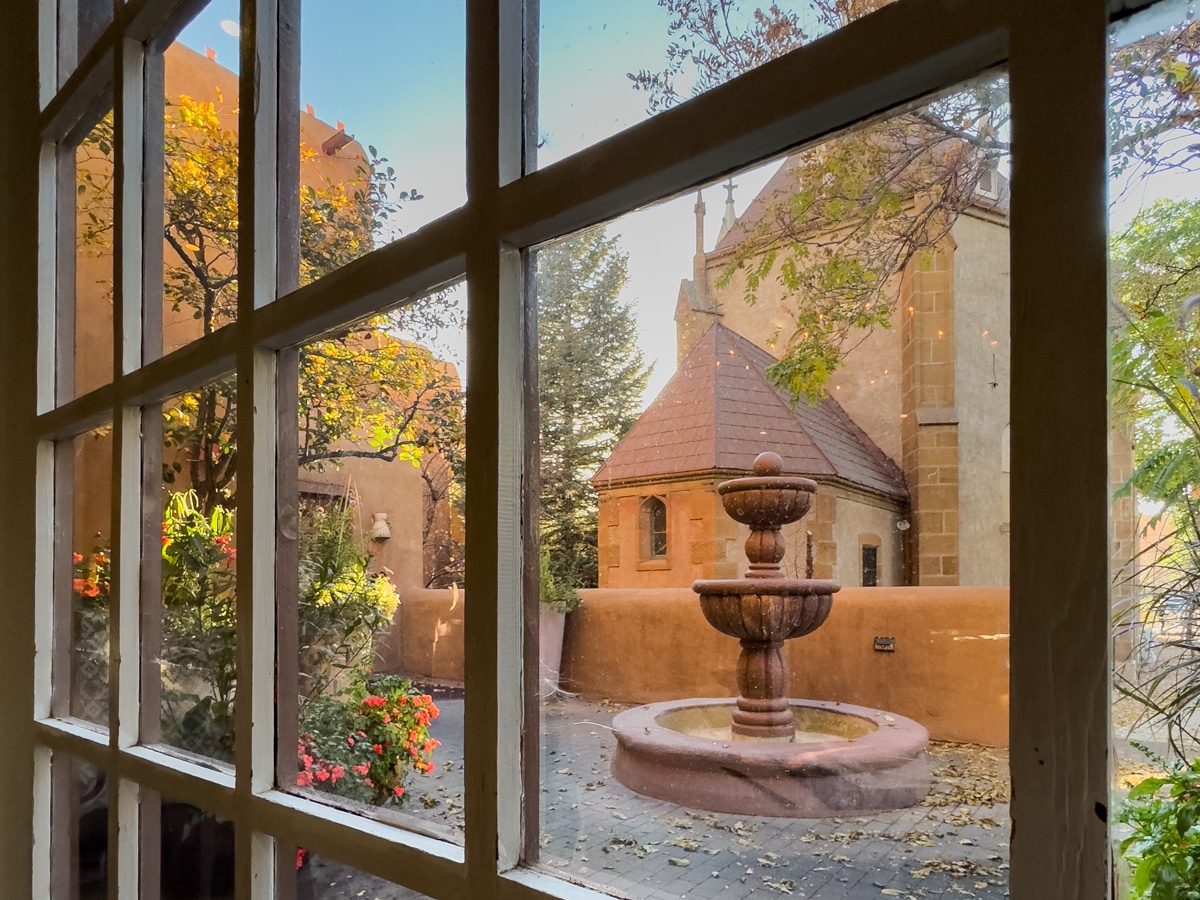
[1109,8,1200,895]
[296,851,437,899]
[283,284,467,842]
[67,112,115,400]
[536,1,895,167]
[51,753,108,900]
[154,25,241,358]
[153,378,238,765]
[533,76,1010,897]
[59,425,113,726]
[58,0,114,86]
[289,0,466,288]
[153,792,235,899]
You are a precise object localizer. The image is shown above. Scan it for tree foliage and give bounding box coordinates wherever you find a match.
[80,91,463,511]
[1111,199,1200,756]
[537,229,651,590]
[632,1,1200,400]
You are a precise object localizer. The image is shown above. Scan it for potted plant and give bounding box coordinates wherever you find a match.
[538,549,581,699]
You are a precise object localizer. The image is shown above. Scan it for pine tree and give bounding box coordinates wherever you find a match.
[537,229,652,590]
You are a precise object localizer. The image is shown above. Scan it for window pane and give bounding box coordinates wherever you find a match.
[51,753,108,900]
[58,425,113,727]
[151,791,235,899]
[286,0,466,289]
[536,1,895,167]
[1108,8,1200,892]
[281,285,467,842]
[57,0,114,87]
[532,77,1010,897]
[151,27,241,359]
[296,851,438,899]
[65,112,115,401]
[152,378,238,765]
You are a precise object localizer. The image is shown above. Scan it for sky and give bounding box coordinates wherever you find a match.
[177,2,1200,407]
[177,1,785,401]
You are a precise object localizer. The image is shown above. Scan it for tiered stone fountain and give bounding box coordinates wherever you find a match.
[611,452,930,817]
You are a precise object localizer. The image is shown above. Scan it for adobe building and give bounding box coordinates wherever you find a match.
[609,157,1134,592]
[592,323,908,588]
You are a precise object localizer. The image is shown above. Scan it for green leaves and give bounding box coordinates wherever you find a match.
[1121,763,1200,899]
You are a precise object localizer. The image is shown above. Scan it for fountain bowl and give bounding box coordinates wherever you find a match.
[611,698,930,818]
[717,475,817,530]
[694,580,836,641]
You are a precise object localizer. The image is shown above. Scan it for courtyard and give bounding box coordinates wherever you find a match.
[305,694,1010,900]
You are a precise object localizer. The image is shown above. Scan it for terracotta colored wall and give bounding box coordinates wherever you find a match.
[374,589,465,683]
[380,585,1009,746]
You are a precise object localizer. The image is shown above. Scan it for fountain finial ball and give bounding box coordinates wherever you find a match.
[752,451,783,477]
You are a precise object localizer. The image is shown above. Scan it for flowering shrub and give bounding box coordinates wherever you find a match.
[159,490,239,760]
[298,674,440,807]
[72,544,111,609]
[297,501,401,702]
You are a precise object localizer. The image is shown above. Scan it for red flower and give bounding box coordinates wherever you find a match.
[347,736,355,747]
[72,553,83,564]
[296,771,313,787]
[373,744,383,755]
[393,786,405,798]
[296,848,306,870]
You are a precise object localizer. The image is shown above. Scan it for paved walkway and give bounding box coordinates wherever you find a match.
[309,696,1010,900]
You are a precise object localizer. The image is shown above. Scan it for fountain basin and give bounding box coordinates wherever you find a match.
[611,698,930,818]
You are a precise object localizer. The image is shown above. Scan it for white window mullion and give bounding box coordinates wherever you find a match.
[237,0,280,893]
[110,30,147,897]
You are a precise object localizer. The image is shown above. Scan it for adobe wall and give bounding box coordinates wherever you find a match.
[374,588,466,684]
[378,585,1010,746]
[598,476,904,588]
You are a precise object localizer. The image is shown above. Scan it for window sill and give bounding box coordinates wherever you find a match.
[637,558,670,571]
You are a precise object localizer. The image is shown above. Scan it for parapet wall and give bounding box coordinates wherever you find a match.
[376,586,1009,747]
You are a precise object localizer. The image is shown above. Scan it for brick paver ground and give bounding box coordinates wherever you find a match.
[307,696,1009,900]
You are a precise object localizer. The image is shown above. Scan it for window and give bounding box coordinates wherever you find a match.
[0,0,1122,897]
[862,544,879,588]
[640,496,668,560]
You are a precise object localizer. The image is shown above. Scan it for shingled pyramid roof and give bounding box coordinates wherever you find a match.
[592,324,907,500]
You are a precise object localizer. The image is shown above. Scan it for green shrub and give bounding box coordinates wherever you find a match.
[1120,753,1200,898]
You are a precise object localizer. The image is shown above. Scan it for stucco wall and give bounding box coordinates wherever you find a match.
[830,490,904,586]
[374,588,466,683]
[379,585,1009,746]
[951,211,1011,586]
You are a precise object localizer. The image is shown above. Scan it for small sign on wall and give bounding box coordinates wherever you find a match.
[874,636,896,652]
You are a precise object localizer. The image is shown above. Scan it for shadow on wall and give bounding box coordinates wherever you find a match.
[375,586,1009,747]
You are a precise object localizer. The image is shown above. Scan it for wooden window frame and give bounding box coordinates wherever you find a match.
[0,0,1136,896]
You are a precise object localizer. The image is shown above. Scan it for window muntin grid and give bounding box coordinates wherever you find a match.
[15,0,1119,898]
